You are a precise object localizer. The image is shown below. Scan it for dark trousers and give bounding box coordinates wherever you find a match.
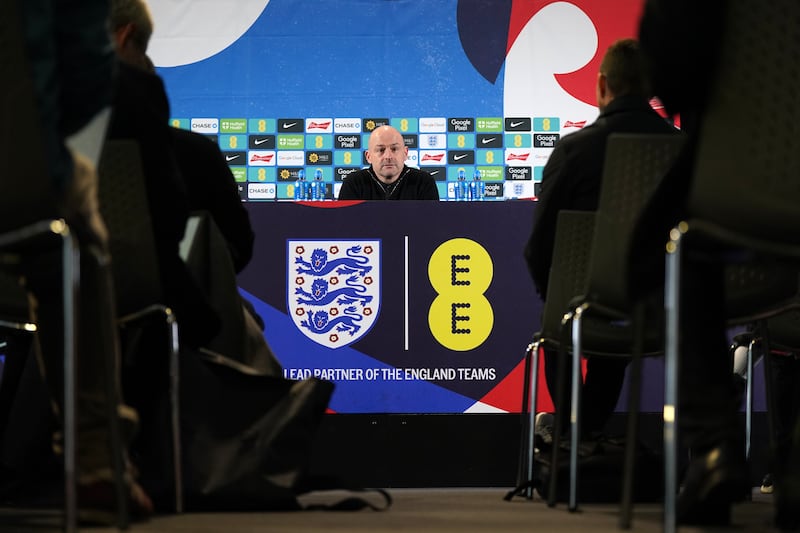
[544,346,629,438]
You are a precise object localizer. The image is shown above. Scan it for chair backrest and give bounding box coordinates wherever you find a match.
[179,211,246,361]
[586,133,685,311]
[97,140,164,316]
[0,0,59,232]
[539,210,595,340]
[688,0,800,244]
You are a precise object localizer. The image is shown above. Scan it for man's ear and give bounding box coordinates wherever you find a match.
[597,72,608,100]
[114,22,136,50]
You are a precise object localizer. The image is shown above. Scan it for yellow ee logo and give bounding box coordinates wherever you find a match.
[428,238,494,351]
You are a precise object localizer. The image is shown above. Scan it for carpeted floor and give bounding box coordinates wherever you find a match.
[0,487,781,532]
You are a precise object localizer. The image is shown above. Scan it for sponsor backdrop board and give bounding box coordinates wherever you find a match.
[237,201,679,414]
[150,0,694,413]
[152,0,647,202]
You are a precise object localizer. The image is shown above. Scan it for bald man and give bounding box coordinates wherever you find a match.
[337,125,439,200]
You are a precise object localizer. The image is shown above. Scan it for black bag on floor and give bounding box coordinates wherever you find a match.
[179,351,334,511]
[127,345,335,511]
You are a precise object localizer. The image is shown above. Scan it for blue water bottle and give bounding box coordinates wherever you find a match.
[311,169,325,201]
[294,169,307,201]
[470,169,485,201]
[456,169,468,201]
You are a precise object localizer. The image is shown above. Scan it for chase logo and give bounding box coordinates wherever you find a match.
[533,117,560,131]
[248,182,276,200]
[334,118,361,133]
[191,118,219,134]
[288,240,381,349]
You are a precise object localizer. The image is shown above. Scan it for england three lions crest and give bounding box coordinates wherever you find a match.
[288,239,381,348]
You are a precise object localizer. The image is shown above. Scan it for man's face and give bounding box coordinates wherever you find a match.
[366,127,408,183]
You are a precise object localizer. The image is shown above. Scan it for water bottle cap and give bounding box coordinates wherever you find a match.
[298,169,305,179]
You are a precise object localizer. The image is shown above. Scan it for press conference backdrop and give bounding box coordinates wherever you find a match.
[151,0,687,414]
[154,0,647,202]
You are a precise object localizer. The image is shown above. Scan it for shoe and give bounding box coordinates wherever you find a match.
[534,412,554,449]
[761,473,774,494]
[676,442,749,526]
[78,479,153,525]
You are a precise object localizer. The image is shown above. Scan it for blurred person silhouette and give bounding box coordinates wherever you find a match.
[524,38,679,445]
[337,125,439,200]
[3,0,153,521]
[635,0,800,526]
[169,125,281,374]
[106,0,221,350]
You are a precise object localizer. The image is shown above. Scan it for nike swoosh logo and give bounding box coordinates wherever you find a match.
[429,170,440,176]
[481,137,497,144]
[254,138,269,145]
[225,155,240,162]
[282,122,297,128]
[453,154,468,161]
[510,121,525,128]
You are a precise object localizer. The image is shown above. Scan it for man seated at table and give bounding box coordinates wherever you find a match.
[337,125,439,200]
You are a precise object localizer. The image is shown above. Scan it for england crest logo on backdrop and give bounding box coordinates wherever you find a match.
[287,239,381,348]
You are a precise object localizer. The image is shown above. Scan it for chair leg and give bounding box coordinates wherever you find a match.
[166,312,183,514]
[663,232,683,533]
[548,316,572,508]
[619,302,645,530]
[745,337,756,462]
[60,226,79,533]
[516,341,533,490]
[526,341,541,500]
[569,306,586,512]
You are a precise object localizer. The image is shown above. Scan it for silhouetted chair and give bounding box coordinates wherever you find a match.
[515,210,595,501]
[662,1,800,531]
[0,2,129,530]
[562,133,684,524]
[96,140,183,513]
